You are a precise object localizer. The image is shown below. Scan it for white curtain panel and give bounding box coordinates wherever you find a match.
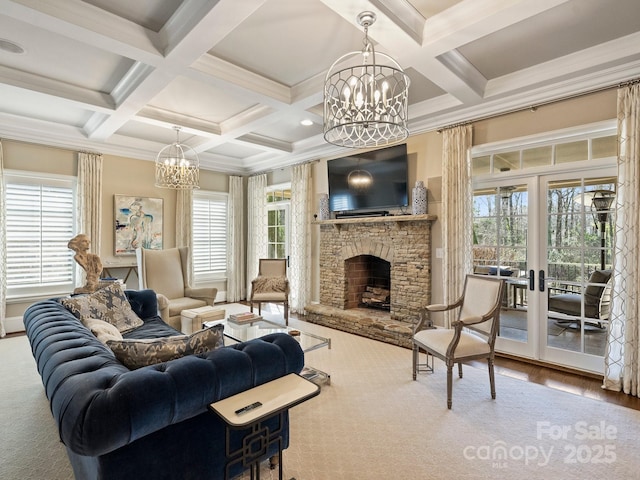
[0,141,6,338]
[441,125,474,327]
[289,163,312,314]
[176,189,194,284]
[77,152,103,288]
[246,174,268,296]
[226,176,245,302]
[604,83,640,396]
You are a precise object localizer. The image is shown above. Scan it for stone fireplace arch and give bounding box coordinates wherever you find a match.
[340,240,394,263]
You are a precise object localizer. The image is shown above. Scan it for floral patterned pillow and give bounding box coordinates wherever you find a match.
[106,324,224,370]
[60,282,144,333]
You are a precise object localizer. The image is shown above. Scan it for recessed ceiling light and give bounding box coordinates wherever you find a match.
[0,39,25,55]
[300,119,313,126]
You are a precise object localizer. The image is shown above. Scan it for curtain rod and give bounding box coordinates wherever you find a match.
[249,158,320,177]
[437,77,640,133]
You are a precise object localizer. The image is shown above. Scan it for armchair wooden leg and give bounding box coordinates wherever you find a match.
[488,358,496,400]
[412,344,418,380]
[284,302,289,326]
[458,362,463,378]
[447,364,453,409]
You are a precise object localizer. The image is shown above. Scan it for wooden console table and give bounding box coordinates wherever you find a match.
[101,263,138,284]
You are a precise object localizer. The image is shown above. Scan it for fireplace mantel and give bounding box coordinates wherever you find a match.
[313,213,436,231]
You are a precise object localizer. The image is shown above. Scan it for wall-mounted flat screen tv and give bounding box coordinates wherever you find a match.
[327,143,408,213]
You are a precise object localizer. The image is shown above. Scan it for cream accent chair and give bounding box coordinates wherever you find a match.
[249,259,290,325]
[412,274,505,409]
[136,247,217,331]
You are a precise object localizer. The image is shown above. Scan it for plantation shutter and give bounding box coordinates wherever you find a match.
[193,192,228,279]
[5,175,76,297]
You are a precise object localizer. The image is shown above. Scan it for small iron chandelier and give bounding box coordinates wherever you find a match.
[323,11,410,149]
[155,126,200,189]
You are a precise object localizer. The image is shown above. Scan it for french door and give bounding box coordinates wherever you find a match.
[473,167,616,374]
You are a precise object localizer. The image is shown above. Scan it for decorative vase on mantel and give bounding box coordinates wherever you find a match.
[319,193,330,220]
[412,181,427,215]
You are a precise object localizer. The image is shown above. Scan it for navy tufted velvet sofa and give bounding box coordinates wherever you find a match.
[23,289,305,480]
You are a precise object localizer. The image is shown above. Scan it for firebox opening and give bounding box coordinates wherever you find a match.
[344,255,391,311]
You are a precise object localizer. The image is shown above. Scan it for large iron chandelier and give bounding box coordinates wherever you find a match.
[155,126,200,189]
[323,11,410,149]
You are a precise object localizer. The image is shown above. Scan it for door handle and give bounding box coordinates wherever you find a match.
[539,270,545,292]
[529,270,535,291]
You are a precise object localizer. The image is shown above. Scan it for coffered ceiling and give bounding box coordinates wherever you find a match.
[0,0,639,174]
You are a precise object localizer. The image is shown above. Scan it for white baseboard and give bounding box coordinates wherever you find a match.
[215,291,227,303]
[3,316,25,334]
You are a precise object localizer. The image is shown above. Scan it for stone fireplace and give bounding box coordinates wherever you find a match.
[305,214,435,347]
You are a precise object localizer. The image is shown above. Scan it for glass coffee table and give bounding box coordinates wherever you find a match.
[205,318,331,385]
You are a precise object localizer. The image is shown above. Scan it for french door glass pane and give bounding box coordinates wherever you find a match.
[474,183,529,343]
[546,178,615,358]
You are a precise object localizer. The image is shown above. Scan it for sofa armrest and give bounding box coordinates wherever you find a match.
[184,287,217,305]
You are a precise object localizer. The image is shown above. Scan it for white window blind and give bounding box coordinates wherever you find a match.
[5,173,76,298]
[193,192,228,280]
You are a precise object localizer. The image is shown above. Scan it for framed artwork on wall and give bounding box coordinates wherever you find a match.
[114,195,163,256]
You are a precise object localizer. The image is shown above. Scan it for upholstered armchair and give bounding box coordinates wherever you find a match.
[412,274,505,409]
[250,259,290,325]
[136,247,217,330]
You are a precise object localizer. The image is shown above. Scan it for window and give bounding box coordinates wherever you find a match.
[472,123,617,176]
[266,185,291,259]
[4,171,76,298]
[193,191,228,280]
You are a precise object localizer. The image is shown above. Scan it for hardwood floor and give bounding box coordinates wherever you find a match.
[469,355,640,411]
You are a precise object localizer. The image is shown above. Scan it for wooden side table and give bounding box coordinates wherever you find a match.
[210,373,320,480]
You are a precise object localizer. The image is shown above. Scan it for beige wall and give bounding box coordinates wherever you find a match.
[3,141,229,322]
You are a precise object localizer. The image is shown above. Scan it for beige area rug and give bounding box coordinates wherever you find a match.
[0,335,74,480]
[2,315,639,480]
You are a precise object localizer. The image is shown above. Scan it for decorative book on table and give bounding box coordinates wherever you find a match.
[228,312,262,325]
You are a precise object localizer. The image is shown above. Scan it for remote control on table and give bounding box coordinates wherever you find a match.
[235,401,262,415]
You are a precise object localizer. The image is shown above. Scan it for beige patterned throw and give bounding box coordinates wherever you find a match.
[252,275,288,293]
